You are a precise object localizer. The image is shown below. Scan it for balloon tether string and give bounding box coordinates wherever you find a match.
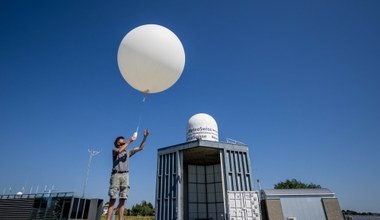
[136,90,149,133]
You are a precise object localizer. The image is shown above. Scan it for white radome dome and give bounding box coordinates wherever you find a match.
[186,113,218,142]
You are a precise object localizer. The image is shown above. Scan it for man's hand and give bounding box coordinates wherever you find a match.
[143,129,150,138]
[130,129,150,156]
[130,135,137,142]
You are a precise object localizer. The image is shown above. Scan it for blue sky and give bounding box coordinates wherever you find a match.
[1,0,379,212]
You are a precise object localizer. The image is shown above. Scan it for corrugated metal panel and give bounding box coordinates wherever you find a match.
[262,188,334,198]
[224,150,252,191]
[281,197,327,220]
[0,194,102,220]
[0,198,34,219]
[155,152,178,220]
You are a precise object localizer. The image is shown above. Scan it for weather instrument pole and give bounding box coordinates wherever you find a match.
[82,148,101,198]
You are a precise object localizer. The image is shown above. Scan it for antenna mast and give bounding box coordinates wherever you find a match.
[82,148,101,198]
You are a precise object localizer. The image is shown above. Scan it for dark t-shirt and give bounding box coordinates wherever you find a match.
[112,148,134,173]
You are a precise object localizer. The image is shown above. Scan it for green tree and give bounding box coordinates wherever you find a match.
[130,200,154,216]
[274,178,321,189]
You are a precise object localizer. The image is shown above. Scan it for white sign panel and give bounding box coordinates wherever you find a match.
[228,191,261,220]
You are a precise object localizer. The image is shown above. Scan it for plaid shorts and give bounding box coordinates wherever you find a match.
[108,172,130,199]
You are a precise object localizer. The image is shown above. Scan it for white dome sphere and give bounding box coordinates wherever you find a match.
[186,113,218,142]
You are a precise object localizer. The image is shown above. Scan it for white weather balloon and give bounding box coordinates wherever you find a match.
[117,24,185,93]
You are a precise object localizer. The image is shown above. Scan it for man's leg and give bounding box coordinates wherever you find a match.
[107,199,116,220]
[118,173,129,220]
[118,199,126,220]
[108,173,120,220]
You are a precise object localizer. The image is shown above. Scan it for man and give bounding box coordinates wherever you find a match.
[107,129,150,220]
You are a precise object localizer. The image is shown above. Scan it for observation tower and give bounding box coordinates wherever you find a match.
[155,113,260,220]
